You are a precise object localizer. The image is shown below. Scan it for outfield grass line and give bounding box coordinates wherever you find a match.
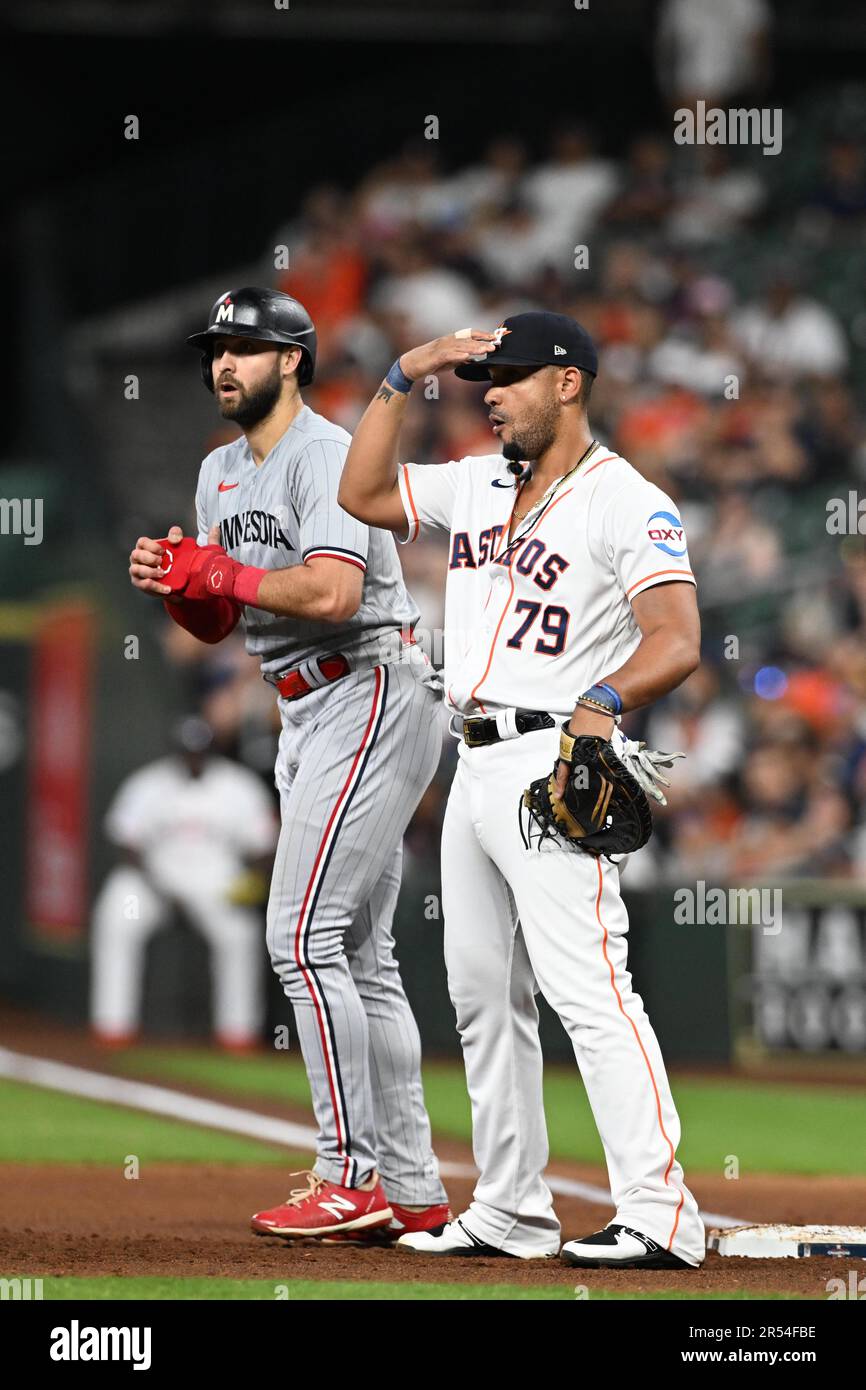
[0,1079,306,1164]
[0,1047,315,1149]
[0,1047,744,1229]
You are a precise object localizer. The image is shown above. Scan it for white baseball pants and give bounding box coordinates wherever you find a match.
[90,864,264,1045]
[441,725,706,1265]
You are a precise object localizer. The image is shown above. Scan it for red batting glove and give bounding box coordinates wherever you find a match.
[182,546,243,601]
[157,536,268,607]
[157,536,199,592]
[162,595,242,643]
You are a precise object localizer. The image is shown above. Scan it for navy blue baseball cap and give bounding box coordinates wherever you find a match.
[454,310,598,381]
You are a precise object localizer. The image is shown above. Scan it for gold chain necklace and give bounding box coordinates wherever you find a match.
[510,440,598,522]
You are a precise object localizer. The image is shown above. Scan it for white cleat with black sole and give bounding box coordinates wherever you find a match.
[560,1224,700,1270]
[398,1218,555,1259]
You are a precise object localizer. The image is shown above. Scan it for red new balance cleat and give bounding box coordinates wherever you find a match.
[321,1201,453,1246]
[250,1171,392,1239]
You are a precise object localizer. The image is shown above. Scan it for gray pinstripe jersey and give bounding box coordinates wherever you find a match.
[195,405,418,679]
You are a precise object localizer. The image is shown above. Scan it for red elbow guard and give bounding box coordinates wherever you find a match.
[162,595,242,644]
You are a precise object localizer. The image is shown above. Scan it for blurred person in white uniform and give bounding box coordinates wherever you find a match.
[656,0,772,108]
[90,716,278,1050]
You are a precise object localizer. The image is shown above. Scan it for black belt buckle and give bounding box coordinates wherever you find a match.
[463,717,491,748]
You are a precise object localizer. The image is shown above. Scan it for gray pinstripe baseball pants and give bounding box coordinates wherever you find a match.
[266,660,447,1204]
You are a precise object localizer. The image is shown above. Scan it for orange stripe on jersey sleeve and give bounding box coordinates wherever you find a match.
[582,452,617,477]
[626,568,695,599]
[400,465,420,544]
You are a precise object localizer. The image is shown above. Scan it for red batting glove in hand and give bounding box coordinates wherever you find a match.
[158,536,202,592]
[162,595,241,644]
[157,536,268,607]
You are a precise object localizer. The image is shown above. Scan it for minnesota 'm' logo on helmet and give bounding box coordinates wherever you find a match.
[186,287,317,391]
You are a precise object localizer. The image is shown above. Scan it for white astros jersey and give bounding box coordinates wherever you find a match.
[397,441,695,718]
[196,404,419,679]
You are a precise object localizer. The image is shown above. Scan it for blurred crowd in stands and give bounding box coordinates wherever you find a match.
[163,53,866,884]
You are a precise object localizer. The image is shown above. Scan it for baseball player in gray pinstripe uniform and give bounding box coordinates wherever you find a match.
[128,287,450,1244]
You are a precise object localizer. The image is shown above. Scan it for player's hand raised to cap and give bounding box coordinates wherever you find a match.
[400,329,499,381]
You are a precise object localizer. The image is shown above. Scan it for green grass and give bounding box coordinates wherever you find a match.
[116,1047,318,1107]
[9,1276,811,1301]
[115,1049,866,1176]
[4,1045,862,1175]
[0,1080,304,1165]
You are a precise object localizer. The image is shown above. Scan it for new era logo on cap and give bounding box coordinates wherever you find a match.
[554,345,567,355]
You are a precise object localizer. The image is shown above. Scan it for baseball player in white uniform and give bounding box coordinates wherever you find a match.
[128,288,450,1245]
[338,311,706,1268]
[90,716,278,1050]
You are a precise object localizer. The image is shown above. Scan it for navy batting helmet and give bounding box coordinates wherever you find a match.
[187,287,317,390]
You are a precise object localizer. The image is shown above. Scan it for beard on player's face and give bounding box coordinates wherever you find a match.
[500,393,560,463]
[216,359,284,429]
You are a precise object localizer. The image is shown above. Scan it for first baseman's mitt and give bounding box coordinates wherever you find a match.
[522,728,681,858]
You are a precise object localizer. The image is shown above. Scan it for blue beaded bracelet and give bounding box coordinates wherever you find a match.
[385,358,415,394]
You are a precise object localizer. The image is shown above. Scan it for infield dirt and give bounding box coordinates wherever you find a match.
[2,1161,864,1295]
